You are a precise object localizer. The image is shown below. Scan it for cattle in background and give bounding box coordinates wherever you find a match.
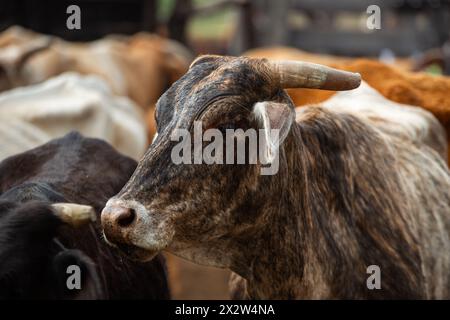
[0,132,170,299]
[244,48,450,164]
[0,72,147,161]
[102,56,450,299]
[0,26,193,140]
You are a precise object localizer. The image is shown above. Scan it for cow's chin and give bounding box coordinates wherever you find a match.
[114,242,160,262]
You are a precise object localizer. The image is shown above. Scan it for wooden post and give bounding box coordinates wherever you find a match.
[168,0,193,46]
[142,0,157,32]
[265,0,289,46]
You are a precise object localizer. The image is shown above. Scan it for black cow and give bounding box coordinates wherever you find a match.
[0,132,170,299]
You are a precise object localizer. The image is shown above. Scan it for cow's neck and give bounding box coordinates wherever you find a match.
[227,124,318,299]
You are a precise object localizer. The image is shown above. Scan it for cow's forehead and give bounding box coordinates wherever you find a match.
[184,56,275,97]
[158,56,278,119]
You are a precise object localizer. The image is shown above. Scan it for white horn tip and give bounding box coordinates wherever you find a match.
[51,203,97,227]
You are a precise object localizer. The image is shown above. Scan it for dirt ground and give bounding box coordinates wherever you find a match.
[164,253,231,299]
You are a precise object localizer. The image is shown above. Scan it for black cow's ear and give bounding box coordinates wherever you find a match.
[52,249,104,300]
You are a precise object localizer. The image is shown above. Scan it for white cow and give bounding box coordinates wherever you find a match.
[319,81,448,162]
[0,73,147,161]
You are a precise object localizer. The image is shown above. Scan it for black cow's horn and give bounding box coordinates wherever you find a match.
[51,203,96,227]
[268,60,361,91]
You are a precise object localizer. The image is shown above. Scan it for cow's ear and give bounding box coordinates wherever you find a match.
[0,38,51,79]
[253,101,295,163]
[157,40,193,84]
[0,60,13,91]
[0,50,25,90]
[52,249,104,300]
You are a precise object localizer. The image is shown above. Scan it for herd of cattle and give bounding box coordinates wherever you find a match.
[1,25,450,299]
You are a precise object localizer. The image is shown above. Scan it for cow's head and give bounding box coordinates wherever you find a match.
[0,199,103,299]
[101,56,360,266]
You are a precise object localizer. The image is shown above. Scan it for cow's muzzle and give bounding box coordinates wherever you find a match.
[101,198,170,261]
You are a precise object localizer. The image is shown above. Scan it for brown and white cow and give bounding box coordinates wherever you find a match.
[0,72,147,161]
[0,26,193,140]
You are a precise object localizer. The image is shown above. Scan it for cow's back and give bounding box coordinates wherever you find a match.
[320,82,448,161]
[305,86,450,298]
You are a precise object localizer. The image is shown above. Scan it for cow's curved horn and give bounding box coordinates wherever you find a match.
[51,203,96,227]
[268,60,361,91]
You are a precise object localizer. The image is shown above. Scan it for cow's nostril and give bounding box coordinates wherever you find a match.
[117,208,136,227]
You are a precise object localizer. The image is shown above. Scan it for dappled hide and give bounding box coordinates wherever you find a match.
[101,56,450,299]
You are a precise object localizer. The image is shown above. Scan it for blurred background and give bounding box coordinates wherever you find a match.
[1,0,449,72]
[1,0,450,300]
